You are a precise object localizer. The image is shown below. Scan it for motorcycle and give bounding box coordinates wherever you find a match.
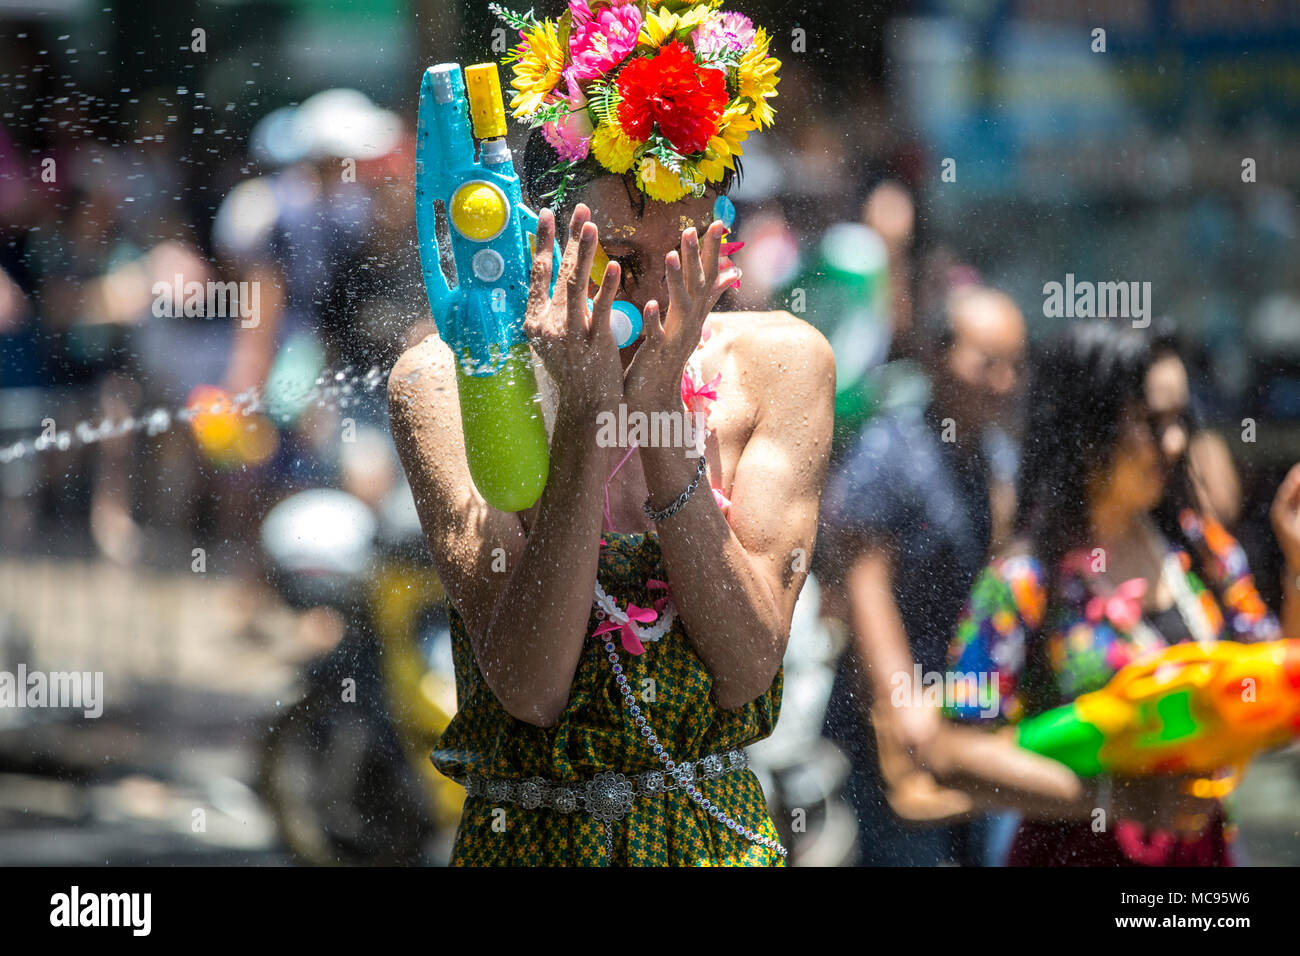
[255,486,461,865]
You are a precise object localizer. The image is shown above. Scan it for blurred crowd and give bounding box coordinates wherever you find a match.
[0,36,925,566]
[4,10,1300,867]
[0,71,432,565]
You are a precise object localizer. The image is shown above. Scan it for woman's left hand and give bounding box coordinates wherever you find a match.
[1270,463,1300,568]
[623,220,740,408]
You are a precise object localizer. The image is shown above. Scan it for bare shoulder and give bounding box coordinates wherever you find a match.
[709,310,835,393]
[387,333,457,420]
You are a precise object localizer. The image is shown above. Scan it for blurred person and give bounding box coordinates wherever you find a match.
[24,177,161,562]
[205,89,404,560]
[322,128,431,428]
[213,89,400,399]
[388,2,834,865]
[818,284,1027,865]
[722,203,800,311]
[862,179,914,341]
[931,320,1300,866]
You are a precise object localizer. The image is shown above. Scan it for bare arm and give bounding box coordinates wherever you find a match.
[843,543,915,710]
[388,206,625,727]
[223,262,284,394]
[631,319,835,709]
[926,722,1098,819]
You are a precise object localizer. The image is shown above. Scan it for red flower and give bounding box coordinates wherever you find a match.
[616,41,727,155]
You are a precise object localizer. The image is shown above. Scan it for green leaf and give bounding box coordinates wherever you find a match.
[587,79,624,128]
[529,99,573,128]
[488,3,539,32]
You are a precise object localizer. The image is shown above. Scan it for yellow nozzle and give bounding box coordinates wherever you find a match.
[465,63,508,141]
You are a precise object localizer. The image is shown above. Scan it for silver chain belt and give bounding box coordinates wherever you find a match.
[457,748,750,824]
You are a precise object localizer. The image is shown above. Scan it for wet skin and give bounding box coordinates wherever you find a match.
[388,189,835,723]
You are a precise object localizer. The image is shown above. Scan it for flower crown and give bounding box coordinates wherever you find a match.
[490,0,780,205]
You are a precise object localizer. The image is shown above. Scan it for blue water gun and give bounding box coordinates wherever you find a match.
[415,62,641,512]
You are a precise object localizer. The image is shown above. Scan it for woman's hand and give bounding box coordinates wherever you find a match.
[877,701,942,769]
[1270,463,1300,569]
[623,220,741,408]
[524,204,624,416]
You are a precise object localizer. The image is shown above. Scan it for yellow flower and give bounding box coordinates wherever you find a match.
[637,155,700,203]
[646,0,721,14]
[736,28,780,129]
[638,4,711,49]
[507,18,566,118]
[591,119,638,174]
[696,103,757,181]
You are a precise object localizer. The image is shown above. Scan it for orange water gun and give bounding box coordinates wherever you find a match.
[185,384,278,468]
[1016,639,1300,797]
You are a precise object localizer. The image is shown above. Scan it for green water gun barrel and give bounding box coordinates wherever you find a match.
[1017,704,1107,778]
[455,342,549,513]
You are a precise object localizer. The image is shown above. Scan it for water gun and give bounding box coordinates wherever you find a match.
[1017,638,1300,797]
[416,62,641,512]
[185,384,278,468]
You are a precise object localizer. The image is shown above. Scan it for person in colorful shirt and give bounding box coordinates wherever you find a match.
[388,1,835,865]
[818,285,1026,866]
[932,319,1300,865]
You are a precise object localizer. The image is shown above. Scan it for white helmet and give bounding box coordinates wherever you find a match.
[260,489,377,610]
[250,88,402,166]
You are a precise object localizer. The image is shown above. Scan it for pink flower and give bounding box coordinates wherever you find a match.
[1085,577,1147,633]
[681,369,721,415]
[692,12,756,56]
[540,77,594,161]
[592,601,657,656]
[568,0,642,81]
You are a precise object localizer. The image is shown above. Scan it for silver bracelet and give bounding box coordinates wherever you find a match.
[643,454,708,523]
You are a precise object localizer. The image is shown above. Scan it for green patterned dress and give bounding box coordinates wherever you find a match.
[432,529,785,866]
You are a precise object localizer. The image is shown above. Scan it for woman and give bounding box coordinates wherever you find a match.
[388,2,834,866]
[929,319,1300,866]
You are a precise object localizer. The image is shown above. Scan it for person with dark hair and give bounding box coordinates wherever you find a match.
[818,284,1026,865]
[388,4,834,866]
[930,318,1300,866]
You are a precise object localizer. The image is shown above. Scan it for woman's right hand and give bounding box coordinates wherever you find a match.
[524,204,624,417]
